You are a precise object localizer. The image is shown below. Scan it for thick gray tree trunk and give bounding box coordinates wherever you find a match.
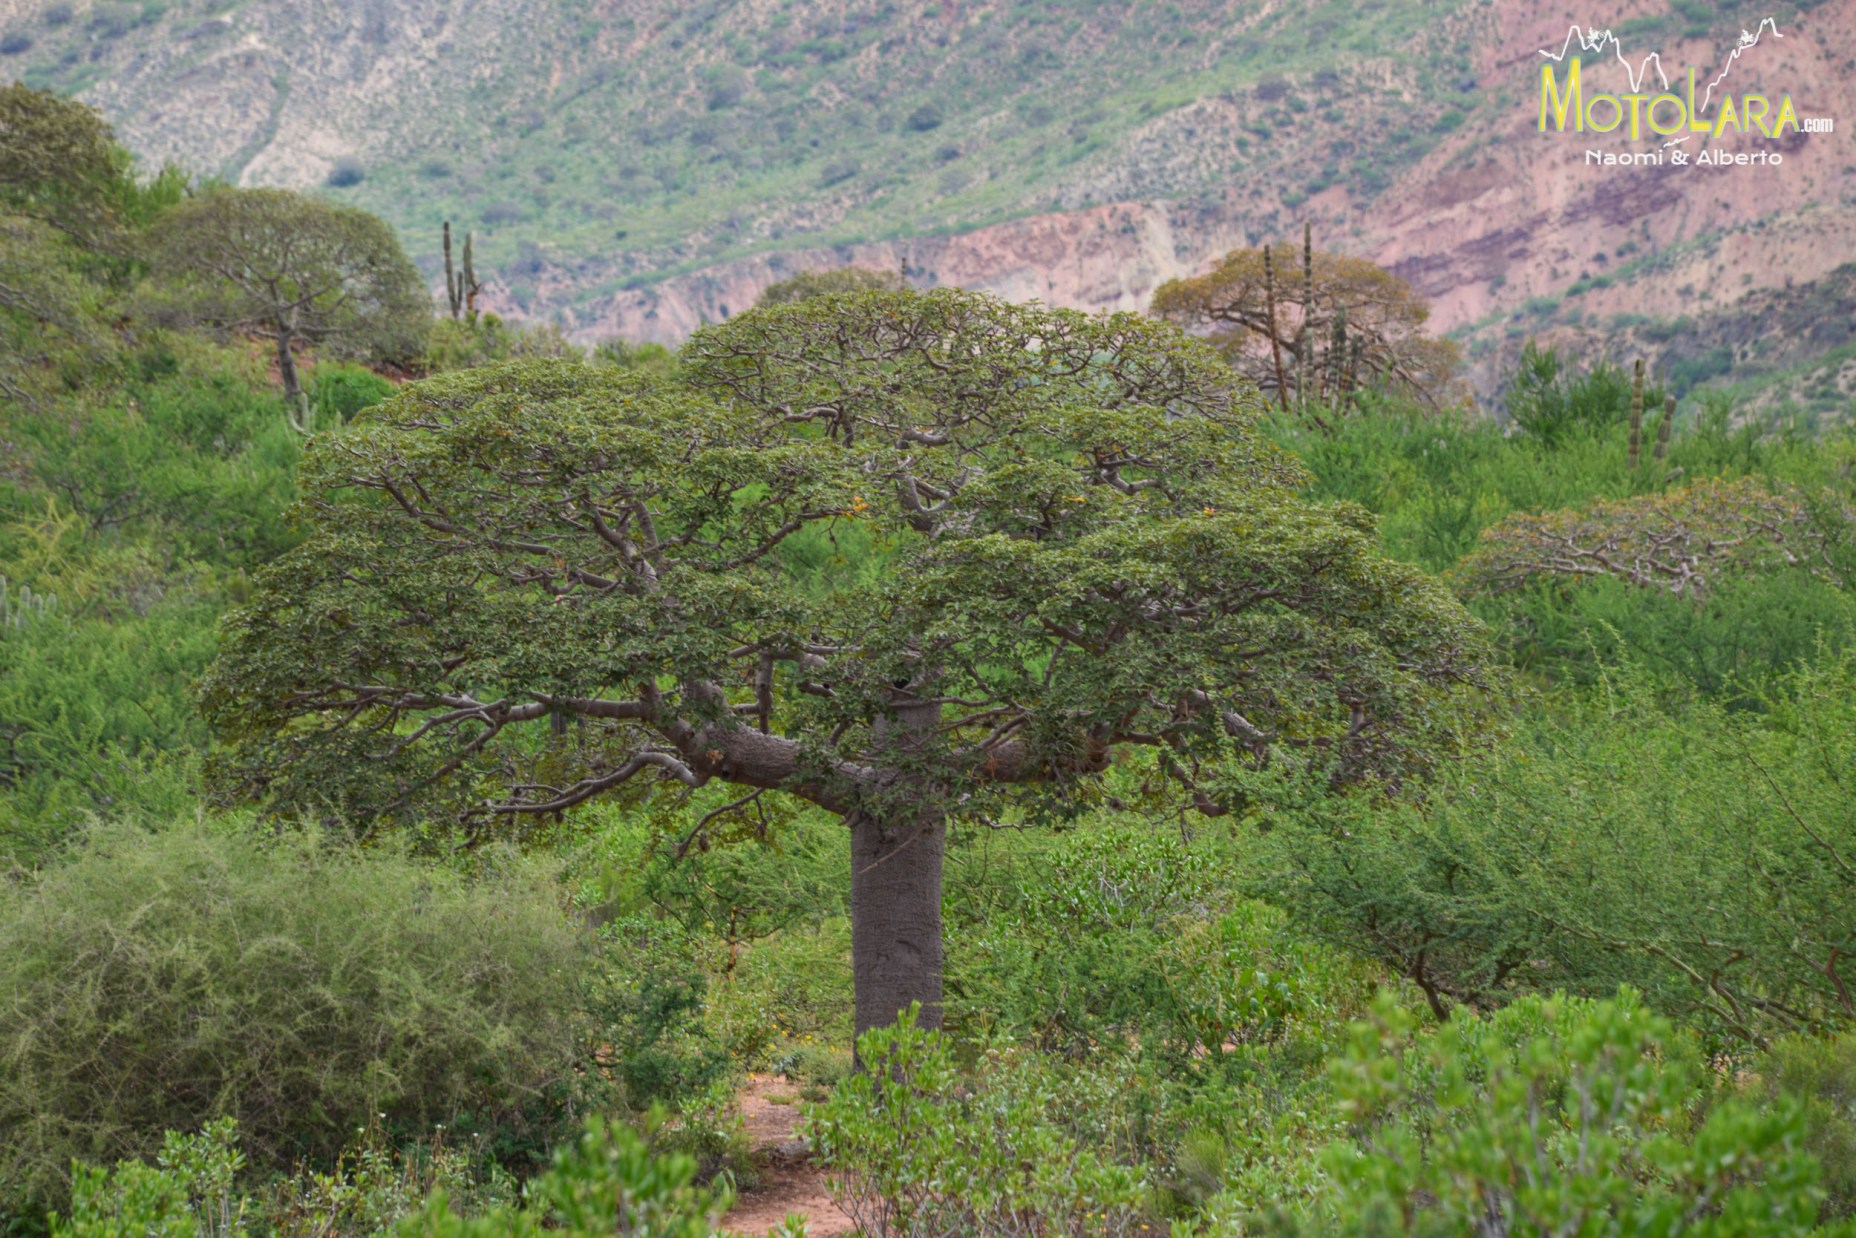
[849,805,945,1039]
[850,690,945,1041]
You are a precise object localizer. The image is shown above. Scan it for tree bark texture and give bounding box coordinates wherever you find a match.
[850,690,945,1041]
[850,805,946,1039]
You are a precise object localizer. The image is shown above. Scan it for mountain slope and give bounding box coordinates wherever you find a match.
[2,0,1852,402]
[0,0,1480,309]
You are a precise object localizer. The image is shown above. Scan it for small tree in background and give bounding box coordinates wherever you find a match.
[1152,239,1465,415]
[0,83,125,242]
[0,86,142,405]
[147,187,429,427]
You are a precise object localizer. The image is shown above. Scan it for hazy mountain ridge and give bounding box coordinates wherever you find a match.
[2,0,1853,403]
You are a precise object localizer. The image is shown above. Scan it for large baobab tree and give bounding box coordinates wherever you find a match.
[201,289,1491,1039]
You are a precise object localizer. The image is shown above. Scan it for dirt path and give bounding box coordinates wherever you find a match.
[724,1073,856,1237]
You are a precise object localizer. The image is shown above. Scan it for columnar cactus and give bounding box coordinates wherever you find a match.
[1627,358,1645,471]
[1299,220,1313,415]
[1654,394,1675,462]
[1262,244,1288,413]
[1330,302,1348,404]
[443,221,482,323]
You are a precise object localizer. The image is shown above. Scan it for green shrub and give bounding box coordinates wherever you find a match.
[51,1114,721,1237]
[0,819,593,1218]
[424,315,581,372]
[805,1006,1148,1237]
[0,561,219,862]
[752,267,903,308]
[947,824,1371,1076]
[591,338,674,375]
[307,362,395,424]
[1758,1035,1856,1221]
[1484,568,1854,699]
[580,808,852,1072]
[55,1119,247,1237]
[254,1120,516,1236]
[1251,654,1856,1044]
[8,361,300,568]
[1297,991,1826,1235]
[579,914,732,1109]
[395,1114,731,1237]
[325,158,365,189]
[56,1117,520,1234]
[1504,342,1663,447]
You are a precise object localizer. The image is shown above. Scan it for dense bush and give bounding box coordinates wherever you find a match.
[6,350,300,568]
[806,1007,1148,1237]
[1504,343,1666,446]
[579,913,732,1110]
[423,314,581,371]
[0,573,216,861]
[590,337,675,375]
[1759,1035,1856,1222]
[52,1113,731,1237]
[1251,655,1856,1043]
[326,157,366,188]
[751,266,903,307]
[1273,393,1836,576]
[1484,569,1854,699]
[947,825,1372,1075]
[1292,991,1827,1235]
[0,820,593,1219]
[307,361,395,425]
[0,348,312,860]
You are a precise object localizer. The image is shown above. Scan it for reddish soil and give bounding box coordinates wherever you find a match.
[724,1073,856,1237]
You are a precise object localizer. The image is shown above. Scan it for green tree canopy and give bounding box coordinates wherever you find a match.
[0,87,130,405]
[201,289,1493,1040]
[754,265,905,307]
[0,83,125,241]
[146,187,428,421]
[0,214,93,405]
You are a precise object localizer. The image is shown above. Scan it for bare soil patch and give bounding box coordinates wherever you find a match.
[725,1073,855,1237]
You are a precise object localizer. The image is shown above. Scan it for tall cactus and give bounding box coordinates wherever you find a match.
[464,232,481,321]
[1329,303,1348,405]
[1653,394,1675,462]
[443,222,460,320]
[1627,358,1645,471]
[1299,220,1313,416]
[1262,244,1289,413]
[443,221,482,323]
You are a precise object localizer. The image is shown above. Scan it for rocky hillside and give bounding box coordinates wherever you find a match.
[2,0,1852,403]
